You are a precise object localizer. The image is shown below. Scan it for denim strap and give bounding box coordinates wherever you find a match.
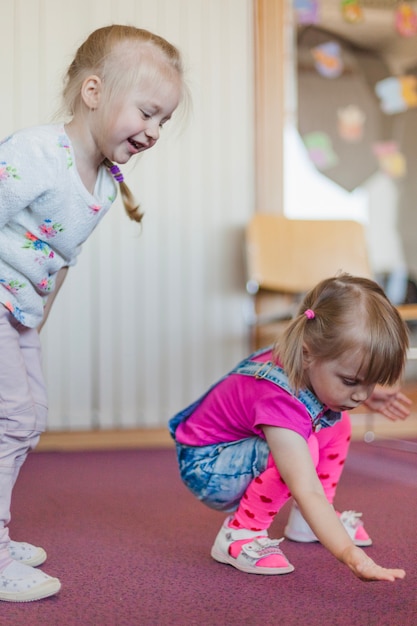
[168,347,272,436]
[230,359,341,429]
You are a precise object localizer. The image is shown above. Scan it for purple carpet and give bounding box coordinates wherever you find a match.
[2,440,417,625]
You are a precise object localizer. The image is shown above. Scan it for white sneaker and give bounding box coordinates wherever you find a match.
[9,540,47,567]
[284,503,372,547]
[0,560,61,602]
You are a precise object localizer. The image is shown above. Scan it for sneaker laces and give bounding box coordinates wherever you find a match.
[339,510,364,530]
[242,537,286,559]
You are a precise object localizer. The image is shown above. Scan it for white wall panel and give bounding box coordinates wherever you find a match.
[0,0,255,430]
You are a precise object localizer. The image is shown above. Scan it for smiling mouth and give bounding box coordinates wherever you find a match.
[128,138,147,151]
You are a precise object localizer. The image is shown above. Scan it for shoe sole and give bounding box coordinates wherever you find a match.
[211,547,295,575]
[0,578,61,603]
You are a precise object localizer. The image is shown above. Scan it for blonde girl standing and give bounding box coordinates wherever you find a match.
[0,24,186,602]
[170,274,409,583]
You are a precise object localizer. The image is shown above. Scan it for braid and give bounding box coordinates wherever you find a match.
[103,158,143,223]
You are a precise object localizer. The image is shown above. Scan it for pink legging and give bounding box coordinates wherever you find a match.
[231,412,351,531]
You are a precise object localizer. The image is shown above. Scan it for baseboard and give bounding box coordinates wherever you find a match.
[36,427,174,452]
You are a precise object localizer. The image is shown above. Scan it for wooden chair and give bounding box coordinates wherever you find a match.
[244,214,372,350]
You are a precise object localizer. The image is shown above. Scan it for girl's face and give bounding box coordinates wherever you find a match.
[94,76,181,164]
[303,348,375,412]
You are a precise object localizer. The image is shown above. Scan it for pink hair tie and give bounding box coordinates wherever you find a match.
[304,309,315,320]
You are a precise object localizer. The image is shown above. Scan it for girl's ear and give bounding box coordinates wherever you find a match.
[302,343,313,369]
[81,75,102,110]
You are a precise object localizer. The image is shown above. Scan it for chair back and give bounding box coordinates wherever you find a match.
[246,214,372,295]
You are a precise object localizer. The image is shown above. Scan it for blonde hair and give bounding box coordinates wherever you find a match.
[274,274,409,392]
[61,24,187,222]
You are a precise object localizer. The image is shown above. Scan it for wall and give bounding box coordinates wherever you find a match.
[0,0,255,430]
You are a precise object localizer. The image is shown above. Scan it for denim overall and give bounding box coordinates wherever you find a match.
[169,347,341,512]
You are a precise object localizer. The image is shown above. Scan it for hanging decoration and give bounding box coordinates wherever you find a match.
[337,105,366,142]
[311,41,344,78]
[375,75,417,114]
[341,0,364,23]
[373,141,407,178]
[302,131,339,170]
[297,24,393,190]
[294,0,319,25]
[395,2,417,37]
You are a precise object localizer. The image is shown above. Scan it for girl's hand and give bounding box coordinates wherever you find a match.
[263,426,406,583]
[342,545,406,582]
[363,385,412,421]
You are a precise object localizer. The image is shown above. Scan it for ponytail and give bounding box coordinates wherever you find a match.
[103,158,143,223]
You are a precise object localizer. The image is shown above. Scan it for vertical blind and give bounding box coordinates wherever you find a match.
[0,0,255,430]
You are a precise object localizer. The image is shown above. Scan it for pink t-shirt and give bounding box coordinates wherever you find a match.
[175,350,316,446]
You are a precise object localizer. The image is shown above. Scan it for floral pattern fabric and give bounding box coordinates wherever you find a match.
[0,125,117,327]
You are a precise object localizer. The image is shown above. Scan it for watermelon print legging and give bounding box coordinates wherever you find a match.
[231,411,352,530]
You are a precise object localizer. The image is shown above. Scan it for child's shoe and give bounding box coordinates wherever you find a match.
[284,503,372,547]
[210,516,294,575]
[9,540,47,567]
[0,560,61,602]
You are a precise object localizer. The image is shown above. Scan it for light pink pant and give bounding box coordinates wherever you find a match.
[0,306,47,567]
[233,412,352,530]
